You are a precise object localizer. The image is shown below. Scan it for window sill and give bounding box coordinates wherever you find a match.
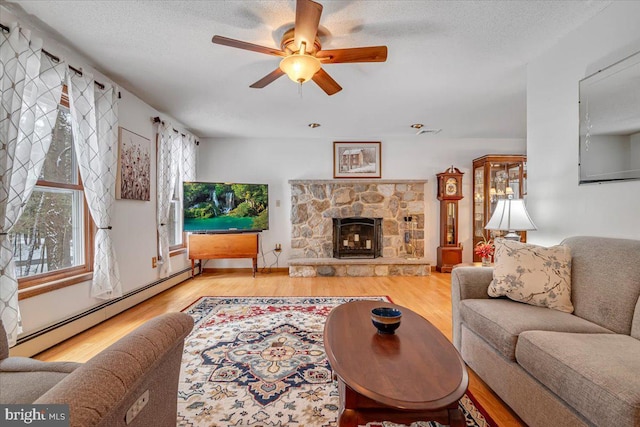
[18,272,93,300]
[169,247,187,257]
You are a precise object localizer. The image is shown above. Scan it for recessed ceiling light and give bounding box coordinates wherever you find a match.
[308,123,321,128]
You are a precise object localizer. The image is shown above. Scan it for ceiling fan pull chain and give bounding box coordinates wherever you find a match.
[299,81,303,98]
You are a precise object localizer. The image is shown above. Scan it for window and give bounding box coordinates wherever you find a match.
[168,170,184,250]
[10,90,93,298]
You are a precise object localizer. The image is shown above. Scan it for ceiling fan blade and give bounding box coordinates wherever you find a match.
[312,68,342,96]
[294,0,323,52]
[212,35,287,57]
[316,46,388,63]
[249,68,286,88]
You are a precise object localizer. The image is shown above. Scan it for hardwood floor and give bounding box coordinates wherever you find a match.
[35,270,526,426]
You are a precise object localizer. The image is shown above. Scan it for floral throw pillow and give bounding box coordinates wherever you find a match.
[488,238,574,313]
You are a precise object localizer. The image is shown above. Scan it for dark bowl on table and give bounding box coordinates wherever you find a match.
[371,307,402,334]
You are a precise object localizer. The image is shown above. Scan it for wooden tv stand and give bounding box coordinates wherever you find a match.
[188,233,259,277]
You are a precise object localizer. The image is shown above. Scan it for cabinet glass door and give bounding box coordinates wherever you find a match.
[473,167,484,238]
[488,162,523,218]
[472,155,527,261]
[508,163,523,198]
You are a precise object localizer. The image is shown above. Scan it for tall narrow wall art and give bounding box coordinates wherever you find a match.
[116,127,151,201]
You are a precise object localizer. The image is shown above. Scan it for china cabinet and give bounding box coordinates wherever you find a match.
[436,166,463,272]
[472,155,527,262]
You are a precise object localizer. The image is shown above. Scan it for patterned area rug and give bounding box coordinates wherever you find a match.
[178,297,494,427]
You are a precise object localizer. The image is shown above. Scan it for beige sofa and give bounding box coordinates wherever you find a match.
[452,236,640,427]
[0,312,193,427]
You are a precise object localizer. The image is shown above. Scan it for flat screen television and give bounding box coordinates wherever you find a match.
[183,182,268,233]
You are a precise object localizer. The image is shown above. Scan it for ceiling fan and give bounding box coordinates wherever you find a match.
[211,0,388,96]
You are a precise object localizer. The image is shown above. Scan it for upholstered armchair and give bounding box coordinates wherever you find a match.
[0,312,193,427]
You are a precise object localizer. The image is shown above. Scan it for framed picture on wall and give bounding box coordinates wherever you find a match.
[333,141,381,178]
[116,127,151,201]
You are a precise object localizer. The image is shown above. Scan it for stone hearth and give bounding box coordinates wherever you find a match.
[289,257,430,277]
[288,179,430,277]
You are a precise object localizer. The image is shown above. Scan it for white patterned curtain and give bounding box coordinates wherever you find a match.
[0,24,66,346]
[67,70,122,299]
[156,123,180,277]
[182,133,197,182]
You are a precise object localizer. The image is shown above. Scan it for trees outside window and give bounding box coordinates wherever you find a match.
[10,95,92,297]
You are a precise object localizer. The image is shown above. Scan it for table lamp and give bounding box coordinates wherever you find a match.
[485,197,537,241]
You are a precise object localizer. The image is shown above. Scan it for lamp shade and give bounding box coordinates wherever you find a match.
[485,199,537,232]
[279,53,321,83]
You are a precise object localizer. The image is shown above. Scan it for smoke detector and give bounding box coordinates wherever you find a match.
[410,124,441,135]
[416,128,442,135]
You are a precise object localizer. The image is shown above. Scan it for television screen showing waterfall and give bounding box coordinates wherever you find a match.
[183,182,269,232]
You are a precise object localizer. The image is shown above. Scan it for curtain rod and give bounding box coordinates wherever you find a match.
[1,22,119,96]
[152,117,200,146]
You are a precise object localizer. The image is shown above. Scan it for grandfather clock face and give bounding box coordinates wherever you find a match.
[438,171,462,201]
[445,177,458,197]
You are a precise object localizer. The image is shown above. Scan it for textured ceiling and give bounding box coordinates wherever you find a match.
[4,0,611,139]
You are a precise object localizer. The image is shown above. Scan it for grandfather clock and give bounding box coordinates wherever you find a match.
[436,166,464,273]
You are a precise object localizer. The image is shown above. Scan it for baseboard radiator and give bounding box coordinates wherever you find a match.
[10,267,193,358]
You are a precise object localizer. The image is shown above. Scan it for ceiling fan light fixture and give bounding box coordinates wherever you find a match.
[279,43,321,84]
[212,0,387,95]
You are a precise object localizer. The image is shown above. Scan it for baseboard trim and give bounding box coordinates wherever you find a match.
[10,267,192,358]
[201,267,289,274]
[202,267,254,273]
[262,267,289,273]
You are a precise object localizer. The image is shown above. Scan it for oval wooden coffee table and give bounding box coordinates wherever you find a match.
[324,300,468,427]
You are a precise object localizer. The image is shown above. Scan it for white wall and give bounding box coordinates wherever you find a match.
[197,137,525,266]
[632,132,640,171]
[527,1,640,246]
[3,9,194,337]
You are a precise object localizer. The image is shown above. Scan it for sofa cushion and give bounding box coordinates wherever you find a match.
[0,357,80,373]
[562,236,640,335]
[488,239,573,313]
[460,299,613,361]
[516,331,640,427]
[0,358,80,404]
[0,371,72,404]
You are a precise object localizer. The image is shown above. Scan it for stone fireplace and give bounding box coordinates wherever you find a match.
[333,217,382,259]
[288,179,430,277]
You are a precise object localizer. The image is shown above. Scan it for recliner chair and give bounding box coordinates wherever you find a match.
[0,312,193,427]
